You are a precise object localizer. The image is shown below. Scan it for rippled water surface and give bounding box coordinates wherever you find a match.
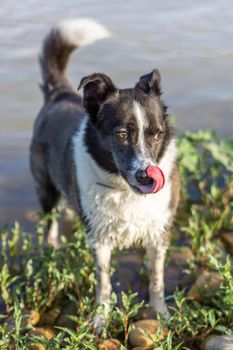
[0,0,233,227]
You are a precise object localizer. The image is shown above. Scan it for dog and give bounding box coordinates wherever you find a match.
[30,18,180,332]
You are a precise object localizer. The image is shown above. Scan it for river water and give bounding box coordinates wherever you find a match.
[0,0,233,228]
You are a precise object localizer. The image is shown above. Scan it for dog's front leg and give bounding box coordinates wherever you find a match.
[93,244,112,334]
[146,244,170,319]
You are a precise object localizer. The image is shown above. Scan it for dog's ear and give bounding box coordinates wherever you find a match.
[135,69,161,95]
[78,73,117,121]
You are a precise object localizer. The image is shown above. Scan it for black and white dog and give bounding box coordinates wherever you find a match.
[30,19,180,331]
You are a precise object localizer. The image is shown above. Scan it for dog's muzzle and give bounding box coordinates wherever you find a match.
[135,165,165,194]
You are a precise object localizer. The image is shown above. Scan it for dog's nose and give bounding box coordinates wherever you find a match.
[135,169,153,185]
[136,169,147,182]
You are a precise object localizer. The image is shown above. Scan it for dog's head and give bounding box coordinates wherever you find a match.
[78,70,172,194]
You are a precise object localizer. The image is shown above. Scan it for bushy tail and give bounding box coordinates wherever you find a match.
[40,18,110,101]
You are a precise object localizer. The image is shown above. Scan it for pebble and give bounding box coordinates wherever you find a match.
[188,270,222,300]
[30,345,45,350]
[202,335,233,350]
[134,306,157,321]
[4,310,40,330]
[131,347,156,350]
[129,319,168,348]
[28,326,56,350]
[28,326,56,340]
[221,232,233,255]
[98,338,122,350]
[27,310,41,326]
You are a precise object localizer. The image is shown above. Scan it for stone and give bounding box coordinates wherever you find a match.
[132,347,155,350]
[30,345,45,350]
[29,327,56,350]
[28,326,56,340]
[98,339,122,350]
[5,310,40,331]
[134,306,157,321]
[129,319,168,348]
[202,335,233,350]
[221,232,233,255]
[188,270,222,301]
[26,310,41,326]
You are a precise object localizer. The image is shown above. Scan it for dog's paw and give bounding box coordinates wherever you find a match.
[47,237,62,249]
[152,304,171,320]
[92,314,106,335]
[149,297,171,320]
[160,306,171,320]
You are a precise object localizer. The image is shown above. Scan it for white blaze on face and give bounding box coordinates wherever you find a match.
[133,101,151,168]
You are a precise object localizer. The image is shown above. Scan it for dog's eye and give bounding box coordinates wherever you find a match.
[117,131,128,141]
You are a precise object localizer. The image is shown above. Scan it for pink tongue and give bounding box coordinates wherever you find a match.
[138,166,165,194]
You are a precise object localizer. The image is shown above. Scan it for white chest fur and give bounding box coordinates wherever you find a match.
[72,118,177,249]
